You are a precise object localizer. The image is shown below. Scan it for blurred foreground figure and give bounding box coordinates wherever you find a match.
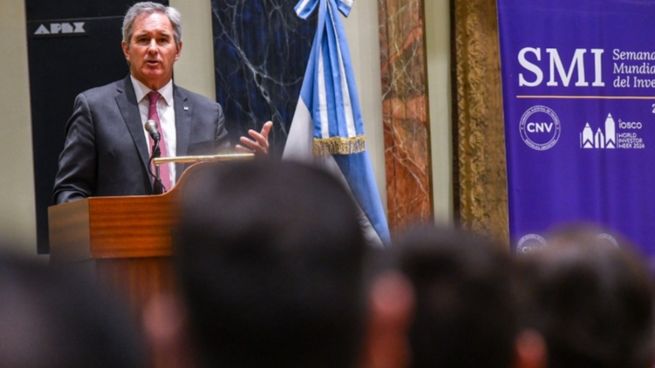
[359,249,415,368]
[515,226,655,368]
[168,161,367,368]
[0,252,144,368]
[393,226,518,368]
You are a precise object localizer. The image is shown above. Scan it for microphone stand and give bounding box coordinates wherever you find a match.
[148,140,165,194]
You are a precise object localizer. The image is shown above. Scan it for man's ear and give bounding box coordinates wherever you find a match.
[121,41,130,61]
[360,272,415,368]
[514,330,547,368]
[175,41,183,61]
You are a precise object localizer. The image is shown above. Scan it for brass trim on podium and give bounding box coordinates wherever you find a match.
[153,152,254,165]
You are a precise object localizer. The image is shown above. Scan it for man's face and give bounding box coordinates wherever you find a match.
[122,12,182,90]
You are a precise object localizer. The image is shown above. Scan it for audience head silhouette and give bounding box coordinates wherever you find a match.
[0,252,145,368]
[515,225,654,368]
[174,160,368,368]
[394,225,518,368]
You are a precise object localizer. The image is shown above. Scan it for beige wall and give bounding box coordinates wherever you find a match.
[425,0,454,222]
[0,0,36,253]
[170,0,216,100]
[0,0,452,253]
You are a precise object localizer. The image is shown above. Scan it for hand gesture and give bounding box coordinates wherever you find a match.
[236,121,273,155]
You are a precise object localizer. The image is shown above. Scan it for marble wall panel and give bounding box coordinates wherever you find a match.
[210,0,315,154]
[378,0,433,231]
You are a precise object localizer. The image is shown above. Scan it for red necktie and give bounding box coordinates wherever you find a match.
[147,91,173,192]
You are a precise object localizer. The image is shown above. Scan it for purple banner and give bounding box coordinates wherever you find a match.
[498,0,655,259]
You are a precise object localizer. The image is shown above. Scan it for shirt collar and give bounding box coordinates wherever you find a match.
[130,76,174,106]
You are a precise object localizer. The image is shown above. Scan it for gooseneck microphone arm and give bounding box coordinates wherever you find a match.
[144,120,164,194]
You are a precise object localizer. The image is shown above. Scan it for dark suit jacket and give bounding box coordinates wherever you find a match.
[53,76,230,204]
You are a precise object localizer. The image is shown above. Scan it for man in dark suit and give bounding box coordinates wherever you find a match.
[53,1,271,204]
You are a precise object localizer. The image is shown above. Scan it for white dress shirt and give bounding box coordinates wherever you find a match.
[130,76,177,185]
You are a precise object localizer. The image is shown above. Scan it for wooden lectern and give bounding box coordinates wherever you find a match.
[48,154,253,316]
[49,191,177,315]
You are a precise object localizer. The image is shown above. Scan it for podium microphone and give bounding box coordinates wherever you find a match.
[144,119,160,142]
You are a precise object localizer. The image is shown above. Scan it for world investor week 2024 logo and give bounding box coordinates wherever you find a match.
[580,113,646,150]
[519,105,561,151]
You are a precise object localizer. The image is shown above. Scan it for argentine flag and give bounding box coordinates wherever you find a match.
[283,0,390,246]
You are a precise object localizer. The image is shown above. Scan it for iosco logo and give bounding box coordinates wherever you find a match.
[519,105,561,151]
[581,113,646,150]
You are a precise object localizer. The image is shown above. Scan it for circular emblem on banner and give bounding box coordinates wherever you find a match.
[519,105,561,151]
[516,233,547,254]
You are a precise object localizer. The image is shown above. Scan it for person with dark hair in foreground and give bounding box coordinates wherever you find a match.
[393,226,518,368]
[0,252,145,368]
[514,228,655,368]
[168,160,368,368]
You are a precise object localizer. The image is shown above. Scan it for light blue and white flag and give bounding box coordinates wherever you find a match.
[283,0,390,245]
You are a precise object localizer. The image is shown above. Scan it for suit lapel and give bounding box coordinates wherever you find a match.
[115,76,151,184]
[174,86,191,180]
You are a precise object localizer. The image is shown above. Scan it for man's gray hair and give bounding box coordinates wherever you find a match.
[122,2,182,46]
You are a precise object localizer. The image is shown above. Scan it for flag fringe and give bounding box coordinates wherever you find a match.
[313,136,366,155]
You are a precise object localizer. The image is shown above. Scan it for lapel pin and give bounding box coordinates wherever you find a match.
[183,106,189,111]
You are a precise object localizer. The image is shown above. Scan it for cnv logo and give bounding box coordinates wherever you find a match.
[519,105,561,151]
